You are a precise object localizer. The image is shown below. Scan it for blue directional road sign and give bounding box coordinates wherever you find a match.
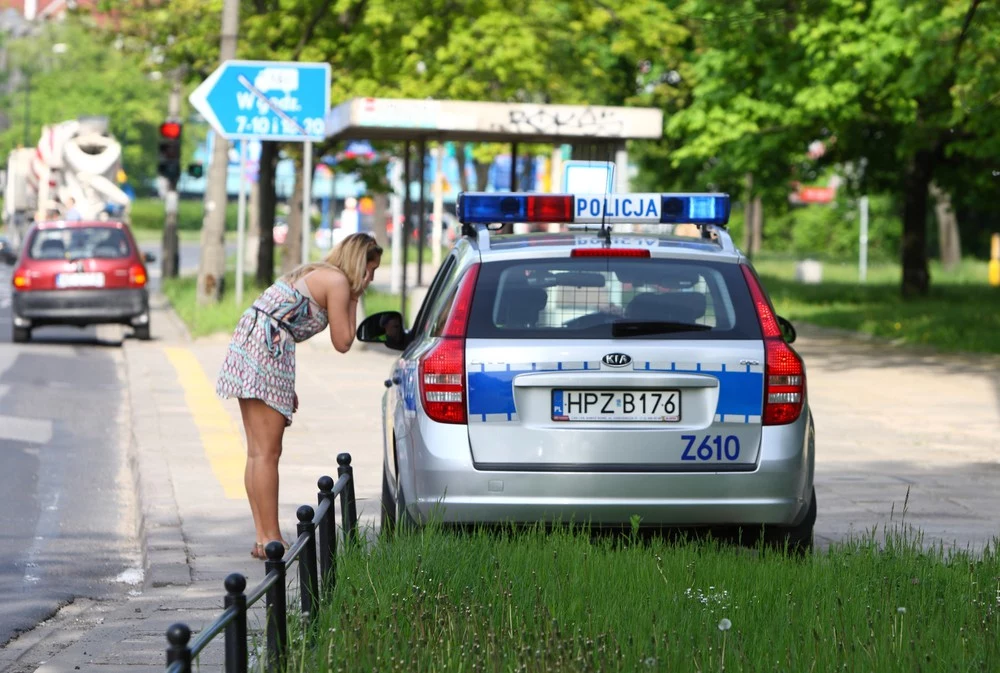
[189,60,331,142]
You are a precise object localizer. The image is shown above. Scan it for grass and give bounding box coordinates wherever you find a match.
[283,522,999,673]
[363,288,410,323]
[752,256,1000,354]
[161,272,263,338]
[129,196,240,243]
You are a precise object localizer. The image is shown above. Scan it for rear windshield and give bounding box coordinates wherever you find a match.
[29,227,132,260]
[467,257,761,340]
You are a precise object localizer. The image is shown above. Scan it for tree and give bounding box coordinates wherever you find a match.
[0,19,170,185]
[647,0,1000,297]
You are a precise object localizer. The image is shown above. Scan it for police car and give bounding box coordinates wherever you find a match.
[357,191,816,550]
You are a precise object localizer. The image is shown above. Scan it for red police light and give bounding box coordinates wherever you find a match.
[159,122,182,140]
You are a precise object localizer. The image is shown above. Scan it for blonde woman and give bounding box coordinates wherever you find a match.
[216,232,383,559]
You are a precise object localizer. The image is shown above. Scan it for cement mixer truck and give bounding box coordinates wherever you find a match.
[3,116,131,247]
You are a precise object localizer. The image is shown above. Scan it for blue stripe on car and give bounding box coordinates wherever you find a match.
[467,364,763,422]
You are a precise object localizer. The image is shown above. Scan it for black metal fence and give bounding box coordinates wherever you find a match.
[164,453,360,673]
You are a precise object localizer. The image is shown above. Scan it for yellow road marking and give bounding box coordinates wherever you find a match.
[164,347,246,500]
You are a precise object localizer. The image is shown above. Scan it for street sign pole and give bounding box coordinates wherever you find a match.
[236,138,249,304]
[301,140,313,265]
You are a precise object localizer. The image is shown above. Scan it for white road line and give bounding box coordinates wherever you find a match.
[0,415,54,444]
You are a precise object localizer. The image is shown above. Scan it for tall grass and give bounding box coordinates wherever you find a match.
[282,523,999,672]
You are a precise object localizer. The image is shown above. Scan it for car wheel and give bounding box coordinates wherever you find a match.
[133,324,151,341]
[12,325,31,343]
[765,486,817,555]
[380,466,397,536]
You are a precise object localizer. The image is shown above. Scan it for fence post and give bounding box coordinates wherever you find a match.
[264,541,287,672]
[297,505,319,624]
[166,623,192,673]
[337,453,359,546]
[317,475,337,592]
[223,573,248,673]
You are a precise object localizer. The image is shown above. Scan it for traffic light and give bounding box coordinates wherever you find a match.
[157,120,183,187]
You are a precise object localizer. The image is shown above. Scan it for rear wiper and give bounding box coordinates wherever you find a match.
[611,320,712,337]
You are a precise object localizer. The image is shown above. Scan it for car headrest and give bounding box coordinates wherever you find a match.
[498,285,548,328]
[39,239,66,258]
[625,291,707,324]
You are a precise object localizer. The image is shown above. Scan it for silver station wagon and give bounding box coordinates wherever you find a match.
[358,191,816,550]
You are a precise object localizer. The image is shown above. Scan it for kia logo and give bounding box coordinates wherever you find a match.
[602,353,632,368]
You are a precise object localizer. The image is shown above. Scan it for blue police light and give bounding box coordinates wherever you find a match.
[458,194,526,223]
[659,194,730,224]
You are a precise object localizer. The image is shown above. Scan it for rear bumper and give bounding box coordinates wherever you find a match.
[399,409,815,528]
[13,288,149,326]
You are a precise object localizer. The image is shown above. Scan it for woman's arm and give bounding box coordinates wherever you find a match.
[321,271,356,353]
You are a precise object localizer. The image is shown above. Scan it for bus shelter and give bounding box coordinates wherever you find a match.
[323,98,663,318]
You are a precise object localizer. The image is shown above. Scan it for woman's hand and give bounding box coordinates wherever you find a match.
[293,392,299,413]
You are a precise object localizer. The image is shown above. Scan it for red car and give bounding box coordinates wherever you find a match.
[9,220,154,342]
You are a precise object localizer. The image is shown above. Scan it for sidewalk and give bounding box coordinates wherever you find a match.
[0,291,399,672]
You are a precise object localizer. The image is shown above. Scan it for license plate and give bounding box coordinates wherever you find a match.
[552,389,681,422]
[56,272,105,288]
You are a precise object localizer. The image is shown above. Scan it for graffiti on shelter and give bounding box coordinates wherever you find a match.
[489,107,626,136]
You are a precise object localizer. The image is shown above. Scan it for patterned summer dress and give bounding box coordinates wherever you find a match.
[216,276,329,426]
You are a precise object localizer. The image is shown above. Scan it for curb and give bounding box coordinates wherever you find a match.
[125,292,194,592]
[794,320,1000,367]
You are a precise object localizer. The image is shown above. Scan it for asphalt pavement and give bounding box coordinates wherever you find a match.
[0,265,143,650]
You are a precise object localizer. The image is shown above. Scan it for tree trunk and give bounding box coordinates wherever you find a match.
[901,151,934,298]
[456,143,470,192]
[281,155,304,274]
[742,173,753,255]
[196,0,239,304]
[930,181,961,270]
[256,140,278,286]
[474,159,490,193]
[751,196,763,256]
[196,136,229,304]
[371,192,388,248]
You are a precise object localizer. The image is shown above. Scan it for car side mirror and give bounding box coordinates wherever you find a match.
[776,315,796,344]
[144,251,157,263]
[356,310,407,351]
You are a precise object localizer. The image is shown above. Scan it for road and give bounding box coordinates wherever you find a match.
[0,264,142,648]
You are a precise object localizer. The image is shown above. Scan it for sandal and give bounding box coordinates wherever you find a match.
[250,542,265,560]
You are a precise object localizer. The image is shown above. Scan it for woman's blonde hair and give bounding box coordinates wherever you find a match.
[282,232,383,296]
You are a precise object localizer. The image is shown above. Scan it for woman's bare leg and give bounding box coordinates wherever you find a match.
[238,399,264,556]
[243,398,288,547]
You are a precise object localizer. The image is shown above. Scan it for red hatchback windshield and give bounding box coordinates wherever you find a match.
[28,226,133,261]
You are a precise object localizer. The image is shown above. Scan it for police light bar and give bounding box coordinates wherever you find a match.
[457,192,730,226]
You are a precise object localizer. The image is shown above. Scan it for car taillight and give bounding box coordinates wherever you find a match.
[418,263,480,424]
[741,265,805,425]
[12,268,30,289]
[129,264,147,287]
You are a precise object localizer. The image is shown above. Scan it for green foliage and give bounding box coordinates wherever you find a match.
[635,0,1000,289]
[763,194,902,263]
[162,270,264,338]
[129,197,239,235]
[0,20,171,184]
